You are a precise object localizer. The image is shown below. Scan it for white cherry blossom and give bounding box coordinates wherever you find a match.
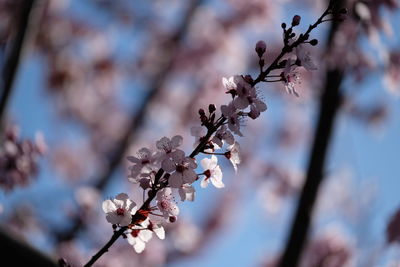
[127,147,158,181]
[221,102,243,136]
[156,135,183,162]
[200,155,224,188]
[212,125,234,148]
[233,86,267,119]
[190,126,207,147]
[102,193,137,226]
[282,59,300,97]
[296,44,317,71]
[148,220,165,240]
[163,150,197,188]
[222,76,237,91]
[178,184,195,202]
[235,75,253,98]
[126,219,164,253]
[156,187,180,219]
[225,142,241,173]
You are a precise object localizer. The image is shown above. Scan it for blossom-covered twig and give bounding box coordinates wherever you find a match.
[81,2,342,266]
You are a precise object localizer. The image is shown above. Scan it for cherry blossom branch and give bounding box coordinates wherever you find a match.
[278,1,346,267]
[251,0,344,87]
[83,228,125,267]
[83,2,344,266]
[83,117,226,266]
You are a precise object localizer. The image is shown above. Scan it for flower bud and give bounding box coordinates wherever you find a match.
[309,39,318,46]
[255,40,266,57]
[169,216,177,223]
[281,23,286,29]
[198,108,205,116]
[208,104,216,114]
[292,15,301,26]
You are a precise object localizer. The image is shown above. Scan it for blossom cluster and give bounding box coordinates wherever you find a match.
[99,12,326,255]
[101,71,272,252]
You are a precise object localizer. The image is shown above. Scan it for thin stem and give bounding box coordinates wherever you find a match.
[262,79,282,83]
[251,1,332,87]
[201,151,226,155]
[84,228,126,267]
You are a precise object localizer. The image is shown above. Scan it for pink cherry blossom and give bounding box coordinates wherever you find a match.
[282,58,301,97]
[200,155,224,188]
[156,187,180,219]
[162,150,197,188]
[221,102,243,136]
[212,125,235,148]
[190,126,207,147]
[102,193,137,226]
[127,147,158,181]
[296,44,317,71]
[156,135,183,162]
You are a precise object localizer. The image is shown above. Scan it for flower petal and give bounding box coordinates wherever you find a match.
[102,199,116,213]
[169,172,183,188]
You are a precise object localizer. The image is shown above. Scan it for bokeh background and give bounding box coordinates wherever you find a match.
[1,0,400,266]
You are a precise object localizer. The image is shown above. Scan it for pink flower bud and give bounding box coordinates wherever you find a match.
[255,40,267,57]
[292,15,301,26]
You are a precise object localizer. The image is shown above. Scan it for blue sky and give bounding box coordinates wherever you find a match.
[1,1,400,266]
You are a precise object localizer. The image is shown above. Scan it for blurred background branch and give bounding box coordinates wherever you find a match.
[0,226,57,266]
[278,0,345,266]
[0,0,40,127]
[54,0,204,243]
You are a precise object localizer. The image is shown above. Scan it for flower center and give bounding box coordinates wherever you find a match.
[131,229,140,238]
[160,200,170,210]
[176,164,185,173]
[116,208,125,216]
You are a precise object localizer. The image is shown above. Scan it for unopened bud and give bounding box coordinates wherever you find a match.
[255,40,267,57]
[198,108,205,116]
[292,15,301,26]
[281,23,287,29]
[208,104,216,113]
[169,216,177,223]
[309,39,318,46]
